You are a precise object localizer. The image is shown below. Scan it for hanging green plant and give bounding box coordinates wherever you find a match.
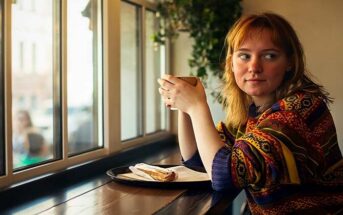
[153,0,242,102]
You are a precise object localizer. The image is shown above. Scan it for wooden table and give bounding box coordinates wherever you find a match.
[3,149,238,215]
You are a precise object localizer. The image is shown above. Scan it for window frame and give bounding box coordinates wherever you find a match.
[66,0,104,156]
[0,0,4,176]
[120,0,144,141]
[144,8,165,135]
[120,0,170,146]
[0,0,171,189]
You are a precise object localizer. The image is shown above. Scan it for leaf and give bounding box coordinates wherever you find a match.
[197,67,207,77]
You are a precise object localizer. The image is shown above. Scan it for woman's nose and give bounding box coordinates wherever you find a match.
[249,56,262,73]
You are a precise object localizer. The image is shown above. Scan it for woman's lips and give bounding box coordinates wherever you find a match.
[246,78,265,82]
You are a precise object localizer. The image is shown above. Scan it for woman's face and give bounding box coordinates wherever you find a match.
[232,29,290,106]
[15,112,30,132]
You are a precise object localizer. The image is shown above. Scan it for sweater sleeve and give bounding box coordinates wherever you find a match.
[211,122,241,191]
[212,115,295,191]
[182,151,203,168]
[212,146,239,191]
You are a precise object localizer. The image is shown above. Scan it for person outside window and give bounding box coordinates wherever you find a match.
[13,110,34,156]
[13,110,48,168]
[18,130,48,166]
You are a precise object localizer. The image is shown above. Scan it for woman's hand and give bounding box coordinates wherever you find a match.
[157,75,207,115]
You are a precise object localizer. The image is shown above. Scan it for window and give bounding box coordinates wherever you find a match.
[120,1,141,140]
[12,0,59,169]
[67,0,103,155]
[120,1,166,141]
[0,0,168,188]
[145,9,166,134]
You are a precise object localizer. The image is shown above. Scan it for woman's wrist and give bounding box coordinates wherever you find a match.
[178,110,190,123]
[188,101,210,119]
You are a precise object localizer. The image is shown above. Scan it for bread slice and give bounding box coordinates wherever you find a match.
[130,163,177,182]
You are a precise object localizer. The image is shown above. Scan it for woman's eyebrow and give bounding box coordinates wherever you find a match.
[235,48,281,52]
[261,48,281,52]
[235,48,250,52]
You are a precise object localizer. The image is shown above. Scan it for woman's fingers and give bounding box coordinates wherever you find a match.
[157,78,174,91]
[161,74,177,84]
[158,87,171,98]
[159,87,171,101]
[158,75,205,112]
[159,86,178,109]
[161,94,174,109]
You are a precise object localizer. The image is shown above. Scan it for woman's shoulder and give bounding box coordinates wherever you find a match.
[216,121,231,134]
[216,121,240,133]
[266,91,331,123]
[277,91,326,112]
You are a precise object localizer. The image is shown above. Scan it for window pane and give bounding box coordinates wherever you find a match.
[67,0,103,155]
[12,0,57,169]
[0,0,4,176]
[145,10,163,134]
[120,2,142,140]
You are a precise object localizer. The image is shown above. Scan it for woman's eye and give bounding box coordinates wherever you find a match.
[238,53,250,61]
[264,53,277,60]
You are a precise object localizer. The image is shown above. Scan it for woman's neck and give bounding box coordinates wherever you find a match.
[251,94,275,107]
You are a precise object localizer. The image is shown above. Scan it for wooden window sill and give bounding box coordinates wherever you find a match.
[0,134,238,214]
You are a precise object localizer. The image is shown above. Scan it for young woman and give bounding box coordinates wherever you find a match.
[158,12,343,214]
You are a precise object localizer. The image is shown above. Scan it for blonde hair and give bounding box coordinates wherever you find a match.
[222,12,332,128]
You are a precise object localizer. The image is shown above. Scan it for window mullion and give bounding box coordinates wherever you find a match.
[104,0,121,153]
[3,0,14,183]
[0,0,4,177]
[165,42,171,131]
[141,6,146,136]
[61,0,68,161]
[136,5,143,137]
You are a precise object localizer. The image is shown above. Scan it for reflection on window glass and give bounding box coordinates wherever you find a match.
[12,0,56,169]
[0,0,5,176]
[145,10,164,134]
[120,2,141,140]
[67,0,103,155]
